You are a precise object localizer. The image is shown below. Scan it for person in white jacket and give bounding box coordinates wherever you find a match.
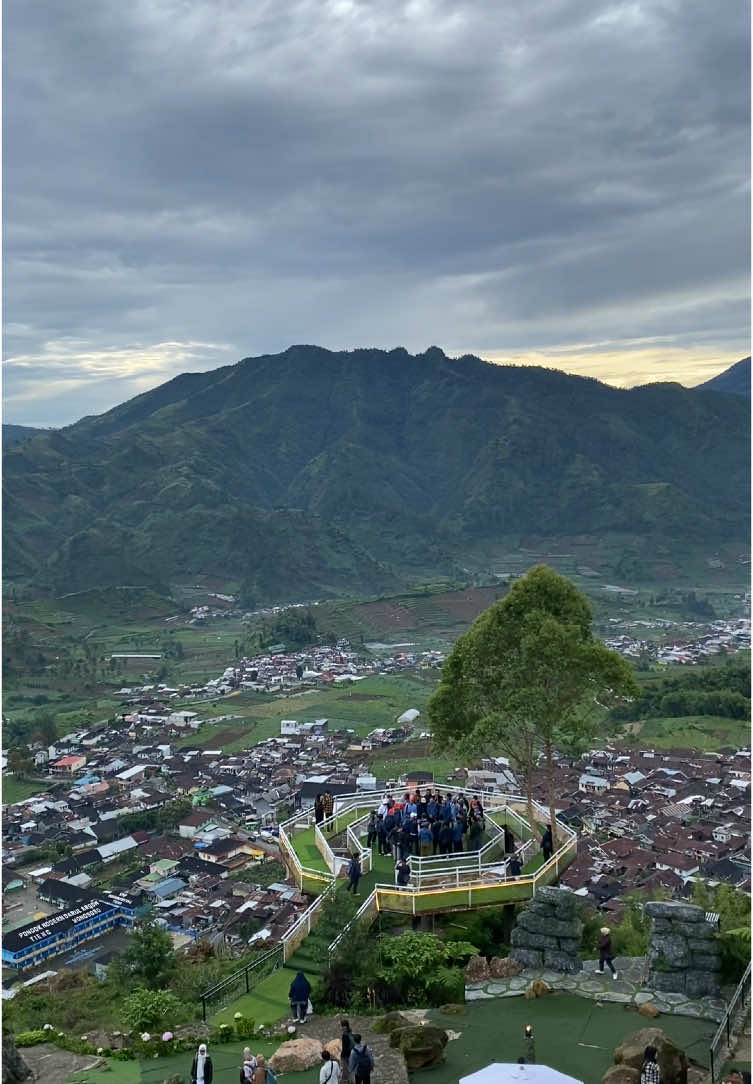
[320,1051,342,1084]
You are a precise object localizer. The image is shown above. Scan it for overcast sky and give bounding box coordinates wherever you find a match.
[3,0,750,426]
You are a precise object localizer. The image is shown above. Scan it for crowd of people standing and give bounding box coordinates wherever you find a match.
[369,789,487,859]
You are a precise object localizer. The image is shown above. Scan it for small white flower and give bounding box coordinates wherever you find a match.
[97,1047,104,1055]
[141,1032,151,1042]
[287,1025,296,1034]
[43,1024,53,1031]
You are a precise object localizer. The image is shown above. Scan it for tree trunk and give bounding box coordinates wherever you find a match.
[525,760,536,854]
[545,738,557,848]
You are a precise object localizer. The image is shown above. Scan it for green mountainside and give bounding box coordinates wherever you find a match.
[3,345,749,601]
[696,356,750,397]
[2,423,50,446]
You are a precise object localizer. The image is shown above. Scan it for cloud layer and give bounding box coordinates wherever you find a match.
[4,0,750,424]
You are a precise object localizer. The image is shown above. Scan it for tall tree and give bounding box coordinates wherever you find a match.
[428,566,639,847]
[111,915,176,990]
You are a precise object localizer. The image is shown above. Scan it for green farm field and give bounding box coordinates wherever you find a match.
[624,714,751,751]
[175,673,439,754]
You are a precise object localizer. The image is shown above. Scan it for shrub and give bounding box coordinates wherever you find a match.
[14,1031,48,1047]
[233,1013,256,1039]
[122,987,184,1032]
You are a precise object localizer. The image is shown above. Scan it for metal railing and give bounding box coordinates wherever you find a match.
[709,961,751,1083]
[281,881,336,961]
[200,944,283,1021]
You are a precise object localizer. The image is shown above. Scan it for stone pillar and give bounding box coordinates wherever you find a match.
[510,886,583,972]
[644,901,721,998]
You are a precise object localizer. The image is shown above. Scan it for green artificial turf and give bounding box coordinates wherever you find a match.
[289,827,330,873]
[423,994,716,1083]
[211,966,298,1028]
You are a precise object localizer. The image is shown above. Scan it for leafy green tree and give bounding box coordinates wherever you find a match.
[121,987,184,1031]
[429,566,639,844]
[111,916,176,990]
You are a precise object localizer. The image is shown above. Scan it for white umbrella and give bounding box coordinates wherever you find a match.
[460,1064,584,1084]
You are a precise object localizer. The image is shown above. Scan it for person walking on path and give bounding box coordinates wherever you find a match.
[599,926,618,979]
[320,1051,342,1084]
[346,853,361,895]
[541,825,553,860]
[349,1034,374,1084]
[323,792,335,819]
[507,854,523,877]
[314,794,325,825]
[340,1020,355,1083]
[640,1045,661,1084]
[366,811,378,848]
[191,1043,213,1084]
[289,970,311,1022]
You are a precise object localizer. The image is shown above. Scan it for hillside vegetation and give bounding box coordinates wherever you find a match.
[3,345,749,601]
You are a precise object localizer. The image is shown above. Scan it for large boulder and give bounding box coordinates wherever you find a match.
[511,927,560,951]
[638,1003,661,1019]
[602,1067,640,1084]
[324,1040,342,1059]
[2,1034,32,1084]
[464,955,491,983]
[614,1028,688,1084]
[374,1011,415,1035]
[269,1036,323,1072]
[389,1025,448,1070]
[488,957,523,979]
[543,949,582,973]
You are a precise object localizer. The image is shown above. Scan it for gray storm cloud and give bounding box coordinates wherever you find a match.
[3,0,749,424]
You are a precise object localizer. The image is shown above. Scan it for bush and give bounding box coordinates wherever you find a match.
[14,1031,48,1047]
[233,1013,256,1039]
[122,988,185,1032]
[426,966,465,1004]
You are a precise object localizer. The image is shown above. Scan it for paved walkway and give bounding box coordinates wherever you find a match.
[466,957,729,1023]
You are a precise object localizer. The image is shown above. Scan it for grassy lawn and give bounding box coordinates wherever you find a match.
[1,776,52,804]
[68,1060,141,1084]
[625,714,750,751]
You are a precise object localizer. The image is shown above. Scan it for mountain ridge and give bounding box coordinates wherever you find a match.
[695,356,750,397]
[3,345,749,602]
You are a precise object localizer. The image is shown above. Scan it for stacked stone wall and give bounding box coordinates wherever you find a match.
[510,886,583,973]
[645,901,721,998]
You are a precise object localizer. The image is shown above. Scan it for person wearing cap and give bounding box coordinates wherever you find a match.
[191,1042,213,1084]
[599,926,617,979]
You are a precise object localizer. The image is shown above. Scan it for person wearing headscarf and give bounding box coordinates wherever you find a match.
[191,1043,213,1084]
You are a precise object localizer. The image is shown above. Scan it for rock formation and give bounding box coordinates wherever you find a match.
[645,902,721,998]
[2,1033,32,1084]
[611,1026,689,1084]
[269,1036,323,1071]
[388,1024,448,1069]
[510,886,583,972]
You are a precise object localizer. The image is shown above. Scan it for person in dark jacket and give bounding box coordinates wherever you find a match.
[431,818,442,854]
[340,1019,355,1082]
[507,854,523,877]
[314,794,325,824]
[289,970,311,1022]
[468,816,483,850]
[346,853,361,895]
[599,926,617,979]
[366,811,378,848]
[541,825,553,860]
[396,857,411,888]
[191,1043,213,1084]
[438,821,453,854]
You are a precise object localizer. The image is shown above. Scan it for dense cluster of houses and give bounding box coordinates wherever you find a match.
[603,617,750,664]
[544,746,751,919]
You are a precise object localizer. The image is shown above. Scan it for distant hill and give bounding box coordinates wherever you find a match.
[3,345,750,602]
[696,357,750,397]
[2,424,49,446]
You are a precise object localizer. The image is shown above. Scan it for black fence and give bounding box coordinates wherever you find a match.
[709,961,751,1083]
[200,944,284,1022]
